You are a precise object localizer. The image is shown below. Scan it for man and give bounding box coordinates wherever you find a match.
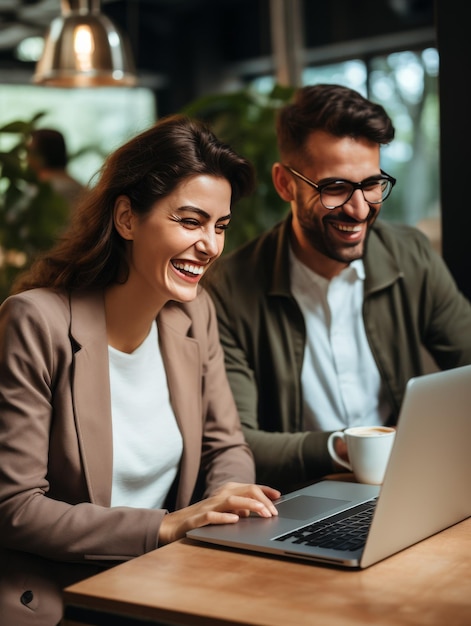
[203,84,471,493]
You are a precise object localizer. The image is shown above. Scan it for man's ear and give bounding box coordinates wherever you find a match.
[113,196,134,240]
[272,163,294,202]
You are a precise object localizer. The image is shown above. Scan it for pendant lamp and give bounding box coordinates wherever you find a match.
[33,0,137,87]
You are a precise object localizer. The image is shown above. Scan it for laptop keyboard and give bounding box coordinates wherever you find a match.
[274,498,378,552]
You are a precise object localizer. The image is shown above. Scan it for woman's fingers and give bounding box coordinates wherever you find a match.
[218,493,277,518]
[160,505,240,545]
[213,482,281,516]
[159,482,282,546]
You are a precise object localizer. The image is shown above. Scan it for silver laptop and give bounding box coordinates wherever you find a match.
[187,364,471,568]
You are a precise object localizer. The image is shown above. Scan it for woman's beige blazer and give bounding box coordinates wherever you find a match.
[0,287,254,626]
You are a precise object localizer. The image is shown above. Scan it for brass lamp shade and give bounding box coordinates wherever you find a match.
[33,0,137,87]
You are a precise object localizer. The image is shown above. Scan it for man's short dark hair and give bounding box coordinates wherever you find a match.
[276,84,395,159]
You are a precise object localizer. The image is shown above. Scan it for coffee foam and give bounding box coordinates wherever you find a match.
[348,426,393,437]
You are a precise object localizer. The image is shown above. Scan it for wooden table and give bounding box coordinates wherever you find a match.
[62,516,471,626]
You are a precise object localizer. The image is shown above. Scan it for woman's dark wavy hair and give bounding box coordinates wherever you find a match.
[276,83,395,159]
[12,114,255,294]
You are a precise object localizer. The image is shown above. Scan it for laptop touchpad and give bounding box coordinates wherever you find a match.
[276,496,350,520]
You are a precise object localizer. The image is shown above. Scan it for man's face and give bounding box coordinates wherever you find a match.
[25,138,42,174]
[284,130,383,278]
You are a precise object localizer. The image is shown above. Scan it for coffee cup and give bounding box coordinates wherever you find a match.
[327,426,396,485]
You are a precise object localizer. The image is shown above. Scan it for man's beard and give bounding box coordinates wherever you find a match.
[297,204,378,265]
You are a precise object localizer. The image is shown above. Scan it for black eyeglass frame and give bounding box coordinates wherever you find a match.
[283,164,397,210]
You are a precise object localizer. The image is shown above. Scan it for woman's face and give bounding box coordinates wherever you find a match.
[116,174,232,306]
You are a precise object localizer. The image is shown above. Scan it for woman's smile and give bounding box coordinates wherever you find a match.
[171,259,208,281]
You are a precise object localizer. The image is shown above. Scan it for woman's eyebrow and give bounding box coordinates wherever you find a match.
[177,206,231,221]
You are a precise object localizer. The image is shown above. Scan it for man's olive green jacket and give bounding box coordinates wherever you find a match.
[204,216,471,492]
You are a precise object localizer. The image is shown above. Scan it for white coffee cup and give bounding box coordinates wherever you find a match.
[327,426,396,485]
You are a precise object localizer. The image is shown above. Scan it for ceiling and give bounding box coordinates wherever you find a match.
[0,0,272,113]
[0,0,59,48]
[0,0,265,64]
[0,0,436,115]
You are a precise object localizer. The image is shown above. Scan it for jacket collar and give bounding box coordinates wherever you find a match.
[363,224,404,296]
[268,215,295,297]
[69,290,113,506]
[156,301,203,507]
[269,215,403,297]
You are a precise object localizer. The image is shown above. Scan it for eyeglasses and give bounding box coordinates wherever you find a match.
[283,164,396,210]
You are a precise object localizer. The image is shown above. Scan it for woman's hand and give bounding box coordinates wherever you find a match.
[159,482,281,545]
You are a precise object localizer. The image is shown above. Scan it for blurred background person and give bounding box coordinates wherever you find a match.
[26,128,85,213]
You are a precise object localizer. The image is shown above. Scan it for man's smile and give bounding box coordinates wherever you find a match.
[331,222,363,233]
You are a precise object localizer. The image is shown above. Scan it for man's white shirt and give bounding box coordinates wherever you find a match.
[290,248,391,431]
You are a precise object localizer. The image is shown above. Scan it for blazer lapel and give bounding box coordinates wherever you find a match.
[70,290,113,507]
[158,303,203,507]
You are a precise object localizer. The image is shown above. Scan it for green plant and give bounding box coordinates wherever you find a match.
[0,113,70,301]
[181,84,296,252]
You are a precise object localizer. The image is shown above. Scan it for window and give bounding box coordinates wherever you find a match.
[0,85,156,186]
[249,47,440,244]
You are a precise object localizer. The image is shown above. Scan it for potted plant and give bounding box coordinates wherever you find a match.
[181,83,296,252]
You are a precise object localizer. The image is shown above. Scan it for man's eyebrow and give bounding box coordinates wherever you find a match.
[317,174,384,185]
[177,206,231,221]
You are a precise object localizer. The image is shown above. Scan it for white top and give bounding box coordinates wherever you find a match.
[108,321,183,509]
[290,249,391,432]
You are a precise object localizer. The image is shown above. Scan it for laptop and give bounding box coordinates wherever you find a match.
[187,364,471,568]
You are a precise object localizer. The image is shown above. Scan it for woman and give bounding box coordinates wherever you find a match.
[0,114,280,626]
